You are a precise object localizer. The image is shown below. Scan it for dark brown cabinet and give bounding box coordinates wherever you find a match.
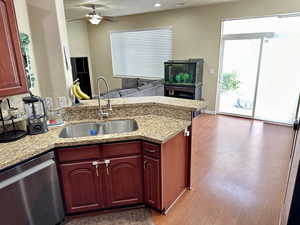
[105,155,143,207]
[56,131,191,215]
[0,0,28,97]
[59,161,104,214]
[143,155,161,209]
[143,129,190,213]
[57,141,143,214]
[161,131,189,212]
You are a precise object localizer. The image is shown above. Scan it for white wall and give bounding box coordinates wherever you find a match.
[54,0,74,95]
[26,0,73,107]
[87,0,300,110]
[2,0,41,115]
[13,0,40,96]
[67,21,95,95]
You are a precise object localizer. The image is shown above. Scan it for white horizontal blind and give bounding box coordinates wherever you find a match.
[110,27,172,79]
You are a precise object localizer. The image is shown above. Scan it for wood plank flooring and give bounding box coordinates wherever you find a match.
[152,115,293,225]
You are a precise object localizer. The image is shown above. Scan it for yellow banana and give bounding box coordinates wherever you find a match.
[71,83,82,100]
[75,83,90,100]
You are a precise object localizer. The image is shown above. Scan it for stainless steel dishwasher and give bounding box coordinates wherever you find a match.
[0,151,65,225]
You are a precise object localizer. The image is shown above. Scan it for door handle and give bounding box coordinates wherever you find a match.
[144,160,148,169]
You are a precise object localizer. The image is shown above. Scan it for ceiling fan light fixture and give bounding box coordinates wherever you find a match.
[88,14,102,25]
[154,2,161,7]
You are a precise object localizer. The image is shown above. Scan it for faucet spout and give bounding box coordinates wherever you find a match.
[96,76,112,119]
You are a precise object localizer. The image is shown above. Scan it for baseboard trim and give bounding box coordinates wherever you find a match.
[202,110,216,115]
[163,188,187,215]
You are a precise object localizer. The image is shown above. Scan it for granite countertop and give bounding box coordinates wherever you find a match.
[0,115,191,171]
[65,96,207,111]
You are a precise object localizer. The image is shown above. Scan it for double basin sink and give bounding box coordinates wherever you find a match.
[59,119,138,138]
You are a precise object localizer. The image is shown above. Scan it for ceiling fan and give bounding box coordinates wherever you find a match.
[67,4,115,25]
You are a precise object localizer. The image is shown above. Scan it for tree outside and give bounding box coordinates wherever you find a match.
[220,71,241,94]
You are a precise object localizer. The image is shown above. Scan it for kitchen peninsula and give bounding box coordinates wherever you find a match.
[0,96,207,215]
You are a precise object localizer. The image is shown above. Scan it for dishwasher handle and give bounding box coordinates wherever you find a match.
[0,159,55,189]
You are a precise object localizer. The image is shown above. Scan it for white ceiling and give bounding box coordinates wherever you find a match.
[64,0,238,20]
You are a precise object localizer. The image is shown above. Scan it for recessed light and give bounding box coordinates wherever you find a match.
[154,2,161,7]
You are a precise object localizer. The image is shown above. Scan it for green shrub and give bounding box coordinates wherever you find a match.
[220,71,241,93]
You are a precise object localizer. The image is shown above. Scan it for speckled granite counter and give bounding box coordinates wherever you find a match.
[64,96,207,111]
[0,96,207,171]
[0,115,190,171]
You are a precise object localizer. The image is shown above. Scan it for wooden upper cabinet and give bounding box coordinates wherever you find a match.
[105,155,143,208]
[0,0,28,97]
[59,161,104,214]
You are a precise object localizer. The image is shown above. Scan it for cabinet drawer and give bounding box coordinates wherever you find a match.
[102,141,141,158]
[57,145,100,163]
[143,142,161,158]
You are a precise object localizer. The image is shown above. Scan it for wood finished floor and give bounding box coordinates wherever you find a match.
[152,114,293,225]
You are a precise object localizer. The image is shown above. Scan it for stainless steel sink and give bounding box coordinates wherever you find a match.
[59,119,138,138]
[59,123,101,138]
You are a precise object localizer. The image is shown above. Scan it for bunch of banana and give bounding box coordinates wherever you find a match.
[71,81,90,100]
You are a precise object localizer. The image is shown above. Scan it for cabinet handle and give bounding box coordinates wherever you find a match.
[184,128,190,137]
[92,161,99,176]
[144,160,148,169]
[104,160,110,175]
[145,149,156,153]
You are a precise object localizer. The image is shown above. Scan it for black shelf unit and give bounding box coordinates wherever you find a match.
[71,57,92,97]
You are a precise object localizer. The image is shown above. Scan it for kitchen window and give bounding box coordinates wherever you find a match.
[110,27,172,79]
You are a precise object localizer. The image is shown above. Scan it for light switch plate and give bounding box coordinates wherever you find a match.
[209,68,215,75]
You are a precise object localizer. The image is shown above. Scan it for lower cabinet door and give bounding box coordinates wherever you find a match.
[105,155,143,207]
[143,156,161,210]
[59,161,104,213]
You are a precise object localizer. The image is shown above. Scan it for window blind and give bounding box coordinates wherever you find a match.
[110,27,172,79]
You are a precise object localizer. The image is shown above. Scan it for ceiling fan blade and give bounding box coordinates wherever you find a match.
[102,16,117,22]
[64,0,99,7]
[67,3,107,10]
[81,3,107,9]
[66,17,87,22]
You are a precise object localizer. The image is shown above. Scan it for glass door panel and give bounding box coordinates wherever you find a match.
[255,17,300,124]
[219,39,261,116]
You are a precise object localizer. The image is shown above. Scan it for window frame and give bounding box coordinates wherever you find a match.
[109,26,173,79]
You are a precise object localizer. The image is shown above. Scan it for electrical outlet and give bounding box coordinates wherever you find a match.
[58,96,68,108]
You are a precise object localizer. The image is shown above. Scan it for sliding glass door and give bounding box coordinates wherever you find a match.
[255,17,300,124]
[218,37,262,117]
[218,16,300,124]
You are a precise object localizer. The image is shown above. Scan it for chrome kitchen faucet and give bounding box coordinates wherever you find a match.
[96,76,112,119]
